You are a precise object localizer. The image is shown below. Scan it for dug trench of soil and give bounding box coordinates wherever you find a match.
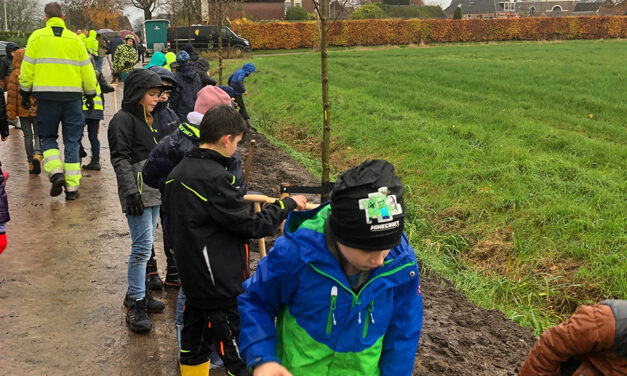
[0,82,536,375]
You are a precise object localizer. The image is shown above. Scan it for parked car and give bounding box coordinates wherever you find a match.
[167,25,251,55]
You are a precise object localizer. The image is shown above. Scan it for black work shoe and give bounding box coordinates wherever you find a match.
[164,264,181,289]
[145,291,165,313]
[82,158,100,171]
[32,154,42,175]
[65,190,80,201]
[49,173,66,197]
[146,273,164,290]
[126,297,151,332]
[124,292,165,314]
[145,258,164,290]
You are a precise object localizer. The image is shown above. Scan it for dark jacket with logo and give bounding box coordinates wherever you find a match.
[165,147,297,310]
[519,299,627,376]
[108,69,162,212]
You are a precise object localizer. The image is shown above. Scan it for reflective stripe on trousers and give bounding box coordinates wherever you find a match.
[64,162,81,191]
[43,149,63,177]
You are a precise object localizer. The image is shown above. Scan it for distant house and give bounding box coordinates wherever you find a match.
[444,0,519,19]
[202,0,286,21]
[598,0,627,14]
[572,0,604,14]
[330,1,355,19]
[285,0,316,14]
[516,1,579,16]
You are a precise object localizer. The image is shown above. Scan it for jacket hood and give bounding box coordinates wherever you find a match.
[219,86,234,97]
[195,57,210,71]
[183,44,195,56]
[148,65,177,87]
[5,42,18,57]
[122,69,167,112]
[88,30,96,38]
[242,63,255,75]
[12,48,25,69]
[145,52,167,69]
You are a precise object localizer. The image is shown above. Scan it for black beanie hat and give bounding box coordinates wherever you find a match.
[329,159,405,251]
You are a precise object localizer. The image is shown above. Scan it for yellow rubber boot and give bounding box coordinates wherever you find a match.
[179,361,210,376]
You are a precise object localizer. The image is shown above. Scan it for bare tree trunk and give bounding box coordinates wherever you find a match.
[320,0,330,201]
[144,8,152,20]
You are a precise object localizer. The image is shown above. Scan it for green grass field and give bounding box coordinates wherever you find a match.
[224,40,626,334]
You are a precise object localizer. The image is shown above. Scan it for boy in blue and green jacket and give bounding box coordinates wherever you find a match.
[238,159,423,376]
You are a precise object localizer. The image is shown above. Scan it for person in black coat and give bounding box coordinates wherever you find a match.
[0,42,18,90]
[108,68,170,333]
[169,51,202,123]
[194,57,217,87]
[165,104,307,375]
[0,86,9,140]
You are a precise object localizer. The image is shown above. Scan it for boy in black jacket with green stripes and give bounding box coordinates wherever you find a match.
[165,105,306,376]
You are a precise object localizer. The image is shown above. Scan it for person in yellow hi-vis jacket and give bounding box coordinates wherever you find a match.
[19,2,97,200]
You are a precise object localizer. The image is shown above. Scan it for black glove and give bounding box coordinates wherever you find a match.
[19,89,30,110]
[126,193,144,216]
[85,94,95,112]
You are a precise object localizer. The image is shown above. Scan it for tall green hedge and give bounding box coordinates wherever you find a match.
[350,3,385,19]
[0,31,31,47]
[286,6,310,20]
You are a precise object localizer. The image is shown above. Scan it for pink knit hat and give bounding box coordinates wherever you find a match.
[186,86,232,125]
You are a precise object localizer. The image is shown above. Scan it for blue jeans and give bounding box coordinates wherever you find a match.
[94,56,104,72]
[85,118,100,159]
[176,287,186,352]
[126,205,160,300]
[36,99,85,164]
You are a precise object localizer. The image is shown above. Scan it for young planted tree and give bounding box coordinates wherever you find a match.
[311,0,350,200]
[205,0,241,84]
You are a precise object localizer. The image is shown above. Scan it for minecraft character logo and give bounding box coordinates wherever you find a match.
[358,187,403,229]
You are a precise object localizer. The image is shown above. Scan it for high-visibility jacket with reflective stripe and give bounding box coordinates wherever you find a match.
[19,17,97,100]
[85,31,98,56]
[83,83,103,112]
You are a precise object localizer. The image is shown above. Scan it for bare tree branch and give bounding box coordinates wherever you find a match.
[128,0,163,20]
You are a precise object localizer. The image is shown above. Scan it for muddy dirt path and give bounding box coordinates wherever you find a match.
[0,73,536,376]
